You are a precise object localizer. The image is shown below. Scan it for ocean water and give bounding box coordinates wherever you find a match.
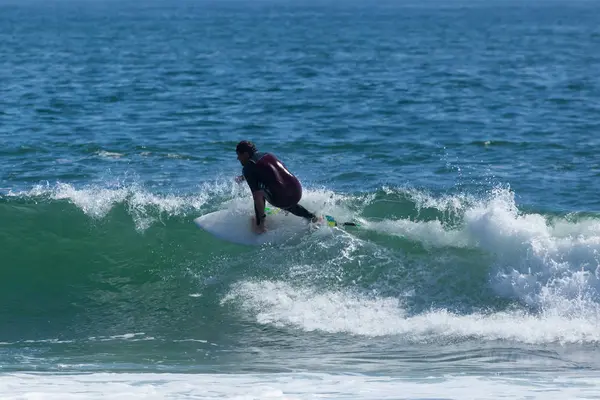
[2,0,600,398]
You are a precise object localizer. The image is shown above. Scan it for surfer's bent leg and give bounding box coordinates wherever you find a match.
[285,204,318,222]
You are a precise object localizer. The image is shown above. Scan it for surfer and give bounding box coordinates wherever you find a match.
[235,140,320,233]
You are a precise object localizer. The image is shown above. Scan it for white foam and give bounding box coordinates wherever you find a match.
[46,183,129,219]
[222,281,600,344]
[383,185,475,216]
[96,151,125,159]
[363,187,600,315]
[363,218,470,248]
[0,372,598,400]
[87,333,153,342]
[22,339,75,344]
[463,189,600,312]
[8,182,220,230]
[56,364,97,370]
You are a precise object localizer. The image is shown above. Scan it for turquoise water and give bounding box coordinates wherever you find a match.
[1,0,600,398]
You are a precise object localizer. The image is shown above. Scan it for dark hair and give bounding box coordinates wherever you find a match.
[236,140,257,155]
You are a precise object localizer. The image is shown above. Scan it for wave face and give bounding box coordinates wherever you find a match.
[2,182,600,355]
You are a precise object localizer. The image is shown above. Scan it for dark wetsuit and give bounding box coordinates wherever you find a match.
[242,152,316,224]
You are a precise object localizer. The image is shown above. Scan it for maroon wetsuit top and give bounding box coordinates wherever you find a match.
[242,152,302,209]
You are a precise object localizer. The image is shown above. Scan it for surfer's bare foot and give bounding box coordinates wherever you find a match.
[310,216,323,224]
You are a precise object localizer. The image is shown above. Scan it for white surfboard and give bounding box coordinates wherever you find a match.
[193,207,313,246]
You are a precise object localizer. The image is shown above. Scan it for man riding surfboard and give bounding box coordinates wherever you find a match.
[235,140,320,234]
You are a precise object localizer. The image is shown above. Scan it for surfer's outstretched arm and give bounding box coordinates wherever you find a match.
[252,190,267,232]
